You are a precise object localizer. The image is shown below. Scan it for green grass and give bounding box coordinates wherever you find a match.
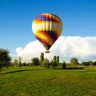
[0,66,96,96]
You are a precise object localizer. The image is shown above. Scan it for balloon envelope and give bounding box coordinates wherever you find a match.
[32,13,63,51]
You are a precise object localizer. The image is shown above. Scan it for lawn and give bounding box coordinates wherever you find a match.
[0,66,96,96]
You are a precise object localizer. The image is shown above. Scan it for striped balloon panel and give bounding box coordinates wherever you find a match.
[32,13,63,50]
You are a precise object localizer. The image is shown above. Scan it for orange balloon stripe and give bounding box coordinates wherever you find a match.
[34,18,42,23]
[35,29,59,42]
[34,31,54,45]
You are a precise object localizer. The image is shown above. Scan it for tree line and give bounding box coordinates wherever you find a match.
[0,48,96,70]
[13,53,59,69]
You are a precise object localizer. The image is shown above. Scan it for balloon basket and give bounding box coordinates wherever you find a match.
[45,50,50,53]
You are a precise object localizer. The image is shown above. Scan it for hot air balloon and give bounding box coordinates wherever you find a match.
[32,13,63,53]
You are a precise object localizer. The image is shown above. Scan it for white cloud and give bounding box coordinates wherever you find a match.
[15,36,96,62]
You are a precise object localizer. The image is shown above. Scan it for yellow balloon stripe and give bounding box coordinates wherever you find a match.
[33,20,61,24]
[32,21,62,36]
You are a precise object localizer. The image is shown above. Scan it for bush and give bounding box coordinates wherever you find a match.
[62,61,66,69]
[50,60,58,69]
[27,62,31,66]
[22,62,26,66]
[94,61,96,66]
[13,59,18,67]
[89,61,94,66]
[70,57,78,67]
[81,61,89,66]
[42,58,50,68]
[31,57,40,66]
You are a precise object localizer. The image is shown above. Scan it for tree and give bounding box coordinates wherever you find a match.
[22,62,26,66]
[42,58,50,68]
[70,57,78,67]
[81,61,85,66]
[94,61,96,66]
[40,52,44,62]
[31,57,40,66]
[81,61,89,66]
[53,56,56,63]
[50,60,54,66]
[18,56,22,67]
[30,62,34,66]
[13,59,18,67]
[89,61,94,66]
[27,62,31,66]
[40,52,44,65]
[50,56,58,69]
[56,56,59,64]
[62,61,66,69]
[0,48,11,69]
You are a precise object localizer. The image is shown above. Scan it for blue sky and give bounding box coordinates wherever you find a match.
[0,0,96,59]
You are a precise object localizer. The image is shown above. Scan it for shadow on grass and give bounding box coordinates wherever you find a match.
[66,67,84,70]
[0,69,46,75]
[56,67,84,70]
[0,67,84,75]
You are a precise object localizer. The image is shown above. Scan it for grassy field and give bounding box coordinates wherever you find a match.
[0,66,96,96]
